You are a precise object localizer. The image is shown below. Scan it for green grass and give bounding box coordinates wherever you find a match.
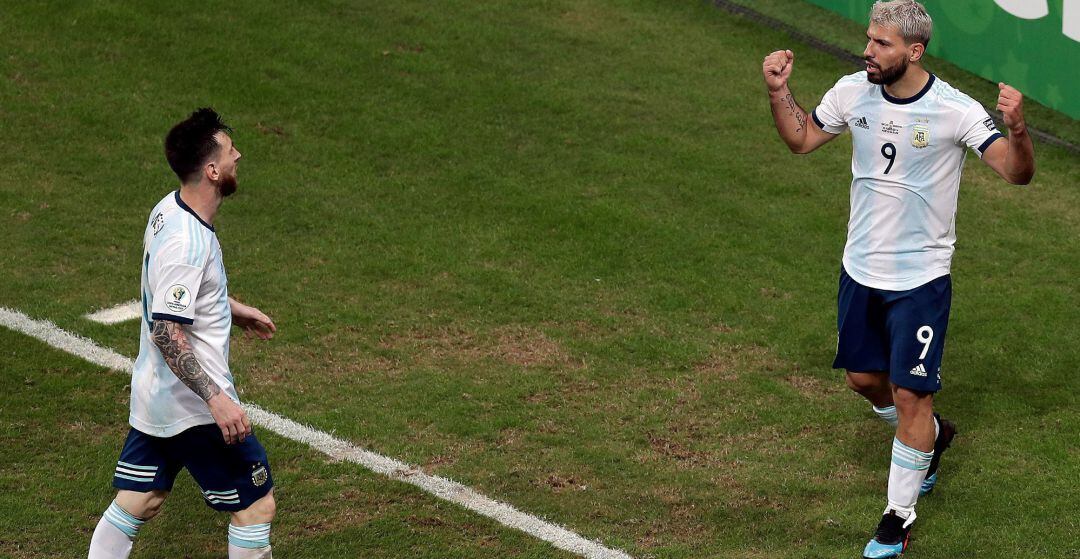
[1,1,1078,557]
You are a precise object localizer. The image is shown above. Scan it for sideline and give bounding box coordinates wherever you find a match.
[0,306,633,559]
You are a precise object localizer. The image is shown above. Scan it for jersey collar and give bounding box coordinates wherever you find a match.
[174,190,216,232]
[881,73,936,105]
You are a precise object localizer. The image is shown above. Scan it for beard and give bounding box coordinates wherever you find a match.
[866,57,908,85]
[215,171,237,197]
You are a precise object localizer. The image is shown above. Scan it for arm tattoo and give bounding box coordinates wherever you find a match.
[783,93,806,133]
[151,320,221,402]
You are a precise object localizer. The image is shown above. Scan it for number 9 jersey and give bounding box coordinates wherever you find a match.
[812,72,1003,291]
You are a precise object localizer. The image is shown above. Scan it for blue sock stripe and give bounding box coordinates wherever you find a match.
[104,501,145,538]
[229,523,271,548]
[892,438,934,459]
[892,438,933,470]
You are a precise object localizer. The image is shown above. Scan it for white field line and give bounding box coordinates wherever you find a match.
[84,300,142,325]
[0,306,633,559]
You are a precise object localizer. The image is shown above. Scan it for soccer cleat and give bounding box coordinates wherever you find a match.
[920,413,957,495]
[862,510,912,558]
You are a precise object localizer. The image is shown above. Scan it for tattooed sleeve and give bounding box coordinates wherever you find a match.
[151,320,221,401]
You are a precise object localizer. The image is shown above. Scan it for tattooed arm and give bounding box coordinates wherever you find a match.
[151,320,251,443]
[762,49,836,154]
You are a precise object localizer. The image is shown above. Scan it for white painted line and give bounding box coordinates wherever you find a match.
[84,300,142,325]
[0,307,135,371]
[0,306,634,559]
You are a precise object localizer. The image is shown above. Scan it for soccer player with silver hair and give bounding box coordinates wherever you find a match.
[761,0,1034,557]
[88,108,279,559]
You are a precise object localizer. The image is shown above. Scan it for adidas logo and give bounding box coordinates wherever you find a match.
[909,363,928,377]
[854,116,870,130]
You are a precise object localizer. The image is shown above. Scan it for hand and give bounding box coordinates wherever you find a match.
[763,49,795,93]
[997,83,1026,134]
[208,392,251,444]
[231,300,276,340]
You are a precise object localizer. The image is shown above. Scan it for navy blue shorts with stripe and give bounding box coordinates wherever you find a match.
[832,267,951,393]
[112,424,273,511]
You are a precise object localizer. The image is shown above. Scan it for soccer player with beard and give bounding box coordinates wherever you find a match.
[89,108,278,559]
[761,1,1034,557]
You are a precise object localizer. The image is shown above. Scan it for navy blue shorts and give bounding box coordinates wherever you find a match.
[832,267,951,393]
[112,424,273,512]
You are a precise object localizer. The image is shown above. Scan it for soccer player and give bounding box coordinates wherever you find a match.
[761,1,1034,557]
[89,108,279,559]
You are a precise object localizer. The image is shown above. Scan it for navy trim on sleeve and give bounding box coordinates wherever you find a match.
[151,312,194,325]
[881,74,936,105]
[811,109,825,130]
[174,191,216,232]
[977,132,1005,154]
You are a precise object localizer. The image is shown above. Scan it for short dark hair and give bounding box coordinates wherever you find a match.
[164,108,233,184]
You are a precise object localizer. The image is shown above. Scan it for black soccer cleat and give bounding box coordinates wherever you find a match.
[862,510,913,558]
[921,413,957,495]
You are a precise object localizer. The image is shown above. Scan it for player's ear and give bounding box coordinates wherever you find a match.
[205,161,219,182]
[908,42,925,63]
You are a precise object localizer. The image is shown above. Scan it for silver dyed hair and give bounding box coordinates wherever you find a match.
[870,0,933,47]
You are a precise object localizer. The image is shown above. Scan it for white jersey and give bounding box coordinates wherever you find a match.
[812,72,1003,291]
[131,191,237,437]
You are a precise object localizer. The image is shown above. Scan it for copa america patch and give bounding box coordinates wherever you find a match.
[151,212,165,235]
[982,117,996,131]
[251,464,268,487]
[165,284,191,312]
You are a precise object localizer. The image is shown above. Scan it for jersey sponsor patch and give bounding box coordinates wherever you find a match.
[912,124,930,148]
[165,284,191,312]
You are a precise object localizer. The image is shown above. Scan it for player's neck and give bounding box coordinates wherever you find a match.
[882,66,930,101]
[178,184,222,226]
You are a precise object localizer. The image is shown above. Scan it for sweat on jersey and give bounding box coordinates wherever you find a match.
[812,72,1004,291]
[131,191,237,438]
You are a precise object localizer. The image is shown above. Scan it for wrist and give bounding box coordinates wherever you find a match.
[1008,124,1028,137]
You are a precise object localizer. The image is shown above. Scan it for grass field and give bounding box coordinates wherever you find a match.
[1,1,1078,557]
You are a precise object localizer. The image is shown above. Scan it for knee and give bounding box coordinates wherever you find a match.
[845,372,884,397]
[892,386,932,414]
[234,492,276,525]
[115,490,168,521]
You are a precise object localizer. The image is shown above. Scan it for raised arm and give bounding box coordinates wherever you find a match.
[151,319,251,443]
[763,49,837,154]
[980,83,1035,185]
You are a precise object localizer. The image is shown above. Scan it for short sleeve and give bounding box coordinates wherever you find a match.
[149,234,208,325]
[957,103,1004,158]
[811,82,848,135]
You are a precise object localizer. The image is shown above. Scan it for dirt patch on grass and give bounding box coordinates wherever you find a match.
[380,324,581,369]
[694,343,790,379]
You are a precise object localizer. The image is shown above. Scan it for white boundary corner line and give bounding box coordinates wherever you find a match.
[0,307,633,559]
[84,300,142,325]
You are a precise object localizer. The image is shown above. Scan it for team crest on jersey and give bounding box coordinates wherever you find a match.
[151,213,164,235]
[911,124,930,148]
[165,284,190,312]
[251,464,268,487]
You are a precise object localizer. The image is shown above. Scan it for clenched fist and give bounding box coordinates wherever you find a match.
[997,83,1026,134]
[763,50,795,92]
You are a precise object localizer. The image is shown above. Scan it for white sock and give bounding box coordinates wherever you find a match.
[873,405,899,427]
[229,523,272,558]
[886,437,933,519]
[88,501,144,559]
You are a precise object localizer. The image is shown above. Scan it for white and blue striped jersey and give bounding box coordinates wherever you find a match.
[131,191,237,437]
[813,72,1003,291]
